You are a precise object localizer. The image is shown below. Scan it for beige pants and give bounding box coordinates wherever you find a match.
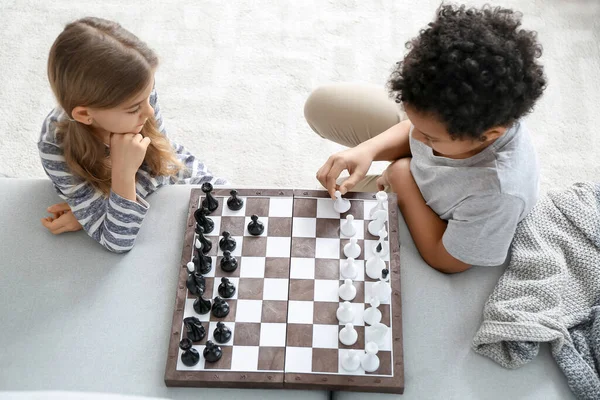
[304,83,407,193]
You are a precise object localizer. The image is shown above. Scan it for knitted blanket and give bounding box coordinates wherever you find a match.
[472,182,600,400]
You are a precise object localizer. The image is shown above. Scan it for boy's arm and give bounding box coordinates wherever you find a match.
[387,158,471,273]
[360,119,412,162]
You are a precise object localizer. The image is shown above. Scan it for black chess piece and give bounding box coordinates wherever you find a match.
[183,316,206,342]
[211,296,230,318]
[219,231,236,252]
[226,189,244,211]
[196,226,213,255]
[179,338,200,366]
[203,340,223,363]
[201,182,219,214]
[186,263,206,296]
[220,251,238,273]
[382,268,389,280]
[218,277,236,299]
[376,242,383,253]
[247,214,264,236]
[194,207,214,235]
[193,293,212,315]
[193,252,212,276]
[213,322,232,344]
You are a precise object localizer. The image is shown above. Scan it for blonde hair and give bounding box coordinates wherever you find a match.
[47,17,183,195]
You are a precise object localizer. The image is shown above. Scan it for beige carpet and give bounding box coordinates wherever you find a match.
[1,0,598,192]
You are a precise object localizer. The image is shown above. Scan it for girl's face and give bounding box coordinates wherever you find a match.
[87,77,155,136]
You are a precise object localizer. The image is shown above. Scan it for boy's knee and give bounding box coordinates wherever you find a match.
[304,85,335,135]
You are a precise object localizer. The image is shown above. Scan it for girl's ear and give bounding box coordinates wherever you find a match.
[71,106,94,125]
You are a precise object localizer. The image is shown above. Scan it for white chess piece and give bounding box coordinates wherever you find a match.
[368,209,388,237]
[341,350,362,372]
[365,252,386,280]
[369,191,388,219]
[366,322,389,347]
[371,277,391,303]
[343,237,361,259]
[373,228,389,258]
[341,257,358,279]
[338,279,357,301]
[195,239,202,250]
[333,190,351,213]
[339,323,358,346]
[340,214,356,237]
[361,342,380,372]
[336,301,355,324]
[186,261,195,274]
[363,297,382,325]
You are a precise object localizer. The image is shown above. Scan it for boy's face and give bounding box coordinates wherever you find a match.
[405,105,504,159]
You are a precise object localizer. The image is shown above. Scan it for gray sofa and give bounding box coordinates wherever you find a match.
[0,178,574,399]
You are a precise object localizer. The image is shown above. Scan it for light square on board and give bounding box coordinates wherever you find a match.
[339,259,365,281]
[262,278,289,301]
[216,235,243,257]
[207,321,236,346]
[365,324,393,352]
[312,324,340,349]
[221,199,247,216]
[316,198,340,219]
[208,299,237,322]
[242,216,269,237]
[266,237,291,258]
[287,301,314,324]
[364,239,391,262]
[184,298,210,322]
[290,257,316,280]
[314,279,341,302]
[235,299,263,323]
[230,346,260,371]
[292,217,316,237]
[202,216,221,237]
[176,345,206,370]
[315,238,341,259]
[364,282,391,306]
[339,218,365,240]
[285,347,313,373]
[212,277,240,300]
[338,349,366,375]
[259,323,287,347]
[363,200,382,221]
[204,346,233,370]
[239,257,266,278]
[268,197,293,217]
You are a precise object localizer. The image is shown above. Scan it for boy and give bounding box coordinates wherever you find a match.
[305,4,546,273]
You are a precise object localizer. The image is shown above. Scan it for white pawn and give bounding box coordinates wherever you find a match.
[336,301,355,324]
[365,252,385,280]
[338,279,357,301]
[371,276,391,303]
[369,191,388,219]
[343,237,361,259]
[341,257,358,280]
[333,190,351,213]
[186,261,195,274]
[368,209,388,237]
[339,323,358,346]
[366,322,389,347]
[340,214,356,237]
[341,350,362,372]
[363,297,382,325]
[361,342,380,372]
[195,239,202,250]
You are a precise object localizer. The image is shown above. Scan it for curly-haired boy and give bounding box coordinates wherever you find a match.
[305,4,547,273]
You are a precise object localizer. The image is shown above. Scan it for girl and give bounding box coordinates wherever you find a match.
[39,17,226,253]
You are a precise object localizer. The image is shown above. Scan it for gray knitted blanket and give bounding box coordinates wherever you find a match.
[472,182,600,400]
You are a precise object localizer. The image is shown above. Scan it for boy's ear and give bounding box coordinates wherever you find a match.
[482,126,507,142]
[71,106,93,125]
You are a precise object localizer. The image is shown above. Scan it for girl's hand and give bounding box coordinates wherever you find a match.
[110,133,151,177]
[317,146,374,199]
[41,203,83,234]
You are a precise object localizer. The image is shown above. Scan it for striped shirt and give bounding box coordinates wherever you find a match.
[38,89,227,253]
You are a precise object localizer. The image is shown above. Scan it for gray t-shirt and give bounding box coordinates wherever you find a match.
[409,121,539,266]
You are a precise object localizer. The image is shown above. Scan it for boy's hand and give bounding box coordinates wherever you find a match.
[110,133,151,177]
[317,147,374,198]
[41,202,83,234]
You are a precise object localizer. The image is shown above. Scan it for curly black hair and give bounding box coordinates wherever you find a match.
[388,4,547,140]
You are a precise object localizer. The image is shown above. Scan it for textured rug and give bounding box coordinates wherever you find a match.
[0,0,598,192]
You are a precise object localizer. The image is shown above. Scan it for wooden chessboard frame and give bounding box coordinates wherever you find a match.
[164,188,404,394]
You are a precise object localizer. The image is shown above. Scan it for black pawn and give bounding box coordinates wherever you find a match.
[220,251,238,273]
[193,293,212,315]
[194,207,214,235]
[179,338,200,366]
[183,316,206,342]
[213,322,232,344]
[196,226,212,255]
[247,214,264,236]
[219,231,236,252]
[186,263,206,296]
[227,189,244,211]
[201,182,219,214]
[218,277,236,299]
[203,340,223,363]
[211,296,230,318]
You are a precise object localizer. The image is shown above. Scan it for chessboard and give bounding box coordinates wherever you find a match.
[164,187,404,394]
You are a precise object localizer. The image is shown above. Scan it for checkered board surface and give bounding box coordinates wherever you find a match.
[164,189,404,393]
